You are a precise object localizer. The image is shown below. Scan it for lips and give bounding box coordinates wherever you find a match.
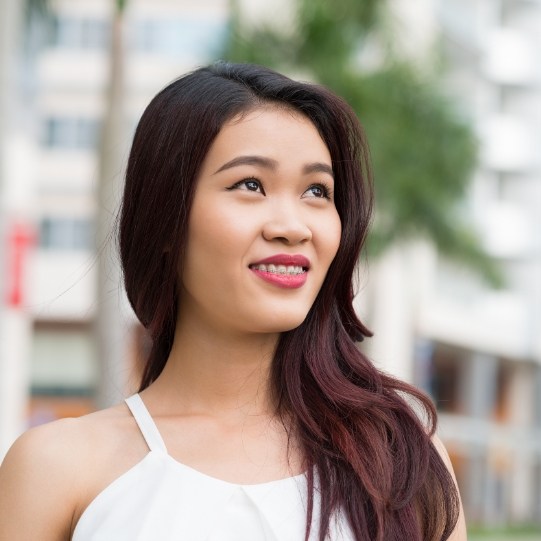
[249,254,310,289]
[249,254,310,269]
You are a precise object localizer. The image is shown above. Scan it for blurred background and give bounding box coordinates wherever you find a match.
[0,0,540,538]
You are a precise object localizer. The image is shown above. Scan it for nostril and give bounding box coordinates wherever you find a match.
[261,220,312,245]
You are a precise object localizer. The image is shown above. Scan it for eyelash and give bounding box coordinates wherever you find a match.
[226,177,265,194]
[305,182,332,200]
[226,178,332,200]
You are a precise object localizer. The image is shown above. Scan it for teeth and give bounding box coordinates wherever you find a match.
[251,264,306,275]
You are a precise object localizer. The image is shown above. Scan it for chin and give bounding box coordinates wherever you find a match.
[250,311,309,334]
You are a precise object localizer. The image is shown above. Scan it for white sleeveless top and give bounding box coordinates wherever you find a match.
[72,394,353,540]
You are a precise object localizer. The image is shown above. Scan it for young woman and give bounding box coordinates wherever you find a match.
[0,62,466,540]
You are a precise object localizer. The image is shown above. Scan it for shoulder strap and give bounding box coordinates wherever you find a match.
[125,394,168,454]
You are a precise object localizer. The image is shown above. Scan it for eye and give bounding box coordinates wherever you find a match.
[226,177,265,195]
[303,183,331,199]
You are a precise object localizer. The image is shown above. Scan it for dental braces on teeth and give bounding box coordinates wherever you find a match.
[251,264,306,275]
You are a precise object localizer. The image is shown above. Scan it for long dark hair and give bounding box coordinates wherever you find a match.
[119,62,459,541]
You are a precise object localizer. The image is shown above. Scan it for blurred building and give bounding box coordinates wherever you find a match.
[409,0,541,527]
[0,0,228,437]
[1,0,540,531]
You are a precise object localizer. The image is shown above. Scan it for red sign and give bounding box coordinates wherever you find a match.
[5,222,35,308]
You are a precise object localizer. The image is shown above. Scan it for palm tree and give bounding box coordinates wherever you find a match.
[223,0,499,285]
[222,0,501,380]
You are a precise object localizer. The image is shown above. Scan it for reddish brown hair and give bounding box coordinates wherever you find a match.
[119,62,459,540]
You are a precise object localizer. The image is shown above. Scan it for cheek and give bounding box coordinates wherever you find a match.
[185,201,252,272]
[192,217,231,255]
[320,212,342,263]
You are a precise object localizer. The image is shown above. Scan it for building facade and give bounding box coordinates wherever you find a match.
[1,0,540,529]
[414,0,541,526]
[4,0,228,431]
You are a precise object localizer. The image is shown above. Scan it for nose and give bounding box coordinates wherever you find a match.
[261,202,312,245]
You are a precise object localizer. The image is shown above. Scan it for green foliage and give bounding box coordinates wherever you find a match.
[468,524,541,539]
[116,0,128,14]
[296,0,381,66]
[221,0,502,286]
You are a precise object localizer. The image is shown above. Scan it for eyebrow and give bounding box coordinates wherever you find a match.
[213,155,334,178]
[303,162,334,178]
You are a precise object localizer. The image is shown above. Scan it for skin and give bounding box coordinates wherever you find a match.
[0,107,466,540]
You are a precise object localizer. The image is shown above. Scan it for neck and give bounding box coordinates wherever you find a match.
[149,316,280,420]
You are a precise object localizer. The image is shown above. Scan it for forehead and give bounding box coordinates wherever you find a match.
[201,106,331,170]
[229,104,308,127]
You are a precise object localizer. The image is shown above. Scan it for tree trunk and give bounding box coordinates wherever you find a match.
[94,8,131,408]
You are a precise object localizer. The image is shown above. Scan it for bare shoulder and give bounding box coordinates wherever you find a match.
[431,434,468,541]
[0,402,145,541]
[0,416,92,540]
[0,403,134,475]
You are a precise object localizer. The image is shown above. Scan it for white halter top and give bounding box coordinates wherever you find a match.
[71,394,353,540]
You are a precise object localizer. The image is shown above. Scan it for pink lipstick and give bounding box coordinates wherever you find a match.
[249,254,310,289]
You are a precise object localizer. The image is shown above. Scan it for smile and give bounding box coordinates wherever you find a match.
[249,264,306,275]
[248,254,311,289]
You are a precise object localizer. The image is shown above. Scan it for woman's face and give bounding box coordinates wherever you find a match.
[178,107,342,336]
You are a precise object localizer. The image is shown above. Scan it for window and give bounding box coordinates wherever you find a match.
[40,217,94,251]
[31,325,97,393]
[28,324,97,426]
[131,18,226,59]
[44,117,100,149]
[426,344,463,414]
[431,357,461,413]
[51,16,110,49]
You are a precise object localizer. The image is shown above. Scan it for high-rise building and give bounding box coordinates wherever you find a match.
[1,0,540,529]
[411,0,541,526]
[18,0,228,425]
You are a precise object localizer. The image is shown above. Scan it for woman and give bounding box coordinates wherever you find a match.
[0,62,466,540]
